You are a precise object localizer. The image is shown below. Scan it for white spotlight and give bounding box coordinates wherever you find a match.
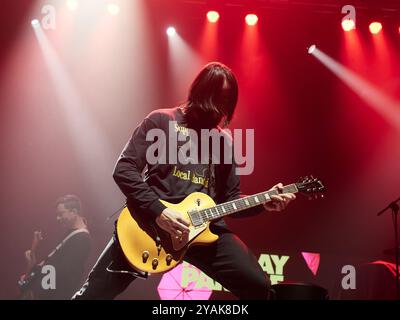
[166,27,176,37]
[308,44,316,54]
[31,19,40,28]
[66,0,79,11]
[107,3,120,16]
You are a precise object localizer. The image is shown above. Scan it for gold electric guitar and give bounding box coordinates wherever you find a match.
[116,176,324,274]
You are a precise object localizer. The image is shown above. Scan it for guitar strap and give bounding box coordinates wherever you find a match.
[207,138,215,200]
[46,228,89,260]
[207,139,221,201]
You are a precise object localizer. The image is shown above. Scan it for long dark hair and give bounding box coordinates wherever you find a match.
[183,62,238,128]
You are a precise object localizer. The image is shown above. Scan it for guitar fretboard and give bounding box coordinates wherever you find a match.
[190,184,298,226]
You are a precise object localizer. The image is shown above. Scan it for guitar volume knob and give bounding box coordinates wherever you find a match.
[166,254,173,266]
[142,251,149,263]
[152,258,159,270]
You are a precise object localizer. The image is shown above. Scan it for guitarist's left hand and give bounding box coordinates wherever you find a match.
[24,250,37,270]
[263,183,296,212]
[23,231,43,272]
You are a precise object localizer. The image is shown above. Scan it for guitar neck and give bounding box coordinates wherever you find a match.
[197,184,299,222]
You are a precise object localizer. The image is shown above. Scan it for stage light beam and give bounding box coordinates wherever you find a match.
[369,22,382,35]
[207,11,220,23]
[245,14,258,26]
[32,24,122,206]
[309,46,400,130]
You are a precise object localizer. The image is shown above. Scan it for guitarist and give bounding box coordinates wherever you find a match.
[73,62,296,300]
[20,195,91,299]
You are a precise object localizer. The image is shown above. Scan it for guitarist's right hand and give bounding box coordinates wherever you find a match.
[156,208,190,238]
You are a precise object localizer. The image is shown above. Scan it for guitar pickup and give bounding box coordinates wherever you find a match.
[188,209,203,227]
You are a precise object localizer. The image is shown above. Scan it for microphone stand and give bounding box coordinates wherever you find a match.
[377,197,400,300]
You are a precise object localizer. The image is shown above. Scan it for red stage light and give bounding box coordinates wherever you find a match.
[341,19,355,31]
[245,14,258,26]
[207,11,220,23]
[369,22,382,35]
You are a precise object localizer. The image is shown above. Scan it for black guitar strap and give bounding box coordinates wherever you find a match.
[207,139,221,202]
[208,160,216,199]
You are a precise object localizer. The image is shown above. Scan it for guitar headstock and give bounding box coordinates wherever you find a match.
[296,175,325,200]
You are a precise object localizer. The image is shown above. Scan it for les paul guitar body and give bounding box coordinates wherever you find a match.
[116,192,218,274]
[116,176,324,274]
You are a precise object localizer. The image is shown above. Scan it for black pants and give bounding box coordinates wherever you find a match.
[72,228,271,300]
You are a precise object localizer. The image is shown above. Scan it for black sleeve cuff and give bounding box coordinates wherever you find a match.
[147,199,168,220]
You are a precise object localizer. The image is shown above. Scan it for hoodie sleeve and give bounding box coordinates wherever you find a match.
[113,112,167,220]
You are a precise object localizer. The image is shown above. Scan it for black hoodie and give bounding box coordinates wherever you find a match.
[112,107,264,228]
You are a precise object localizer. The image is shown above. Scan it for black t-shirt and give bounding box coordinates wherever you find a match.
[34,230,91,300]
[113,107,263,226]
